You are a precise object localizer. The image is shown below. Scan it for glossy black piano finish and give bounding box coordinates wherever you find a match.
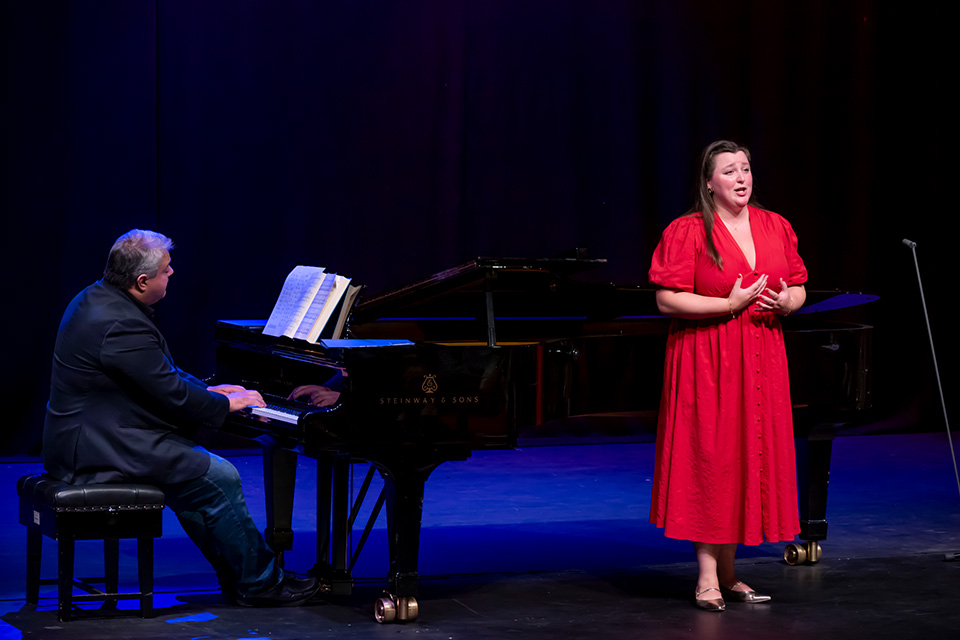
[214,255,874,621]
[216,326,536,450]
[216,319,540,607]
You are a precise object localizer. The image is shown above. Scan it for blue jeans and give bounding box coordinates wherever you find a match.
[161,450,283,596]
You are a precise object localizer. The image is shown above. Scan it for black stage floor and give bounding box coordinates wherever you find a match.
[2,432,959,639]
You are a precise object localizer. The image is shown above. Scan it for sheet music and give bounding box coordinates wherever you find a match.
[305,274,351,343]
[263,266,361,343]
[263,266,326,338]
[330,283,362,340]
[294,273,336,341]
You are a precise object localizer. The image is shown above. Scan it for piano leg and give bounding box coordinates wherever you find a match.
[372,463,435,623]
[787,423,838,565]
[374,448,470,623]
[384,466,435,600]
[313,454,353,595]
[262,446,298,566]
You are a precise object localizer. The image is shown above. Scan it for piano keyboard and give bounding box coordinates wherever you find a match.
[250,403,301,425]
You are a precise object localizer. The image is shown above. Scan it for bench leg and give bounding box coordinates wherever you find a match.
[138,537,154,618]
[58,538,75,622]
[26,529,41,606]
[104,538,120,608]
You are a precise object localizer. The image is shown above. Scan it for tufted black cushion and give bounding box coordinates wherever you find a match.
[17,474,164,511]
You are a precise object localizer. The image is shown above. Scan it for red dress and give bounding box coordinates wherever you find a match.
[648,207,807,545]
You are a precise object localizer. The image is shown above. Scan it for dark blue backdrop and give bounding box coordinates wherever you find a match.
[1,1,952,455]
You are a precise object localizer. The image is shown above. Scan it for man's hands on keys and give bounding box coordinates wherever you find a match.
[208,384,266,412]
[287,384,341,407]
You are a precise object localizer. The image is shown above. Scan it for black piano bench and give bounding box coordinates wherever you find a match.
[16,474,165,622]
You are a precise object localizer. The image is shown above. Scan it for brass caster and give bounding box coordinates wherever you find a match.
[374,595,418,623]
[804,541,822,564]
[374,597,396,624]
[784,542,807,566]
[397,596,419,622]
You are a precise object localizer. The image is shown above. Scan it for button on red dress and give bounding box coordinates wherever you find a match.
[648,207,807,544]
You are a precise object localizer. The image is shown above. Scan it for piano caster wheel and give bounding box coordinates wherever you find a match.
[784,541,822,565]
[398,596,419,622]
[375,597,396,624]
[374,595,418,623]
[784,543,807,566]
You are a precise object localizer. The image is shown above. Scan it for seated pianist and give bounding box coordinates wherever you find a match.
[41,229,320,607]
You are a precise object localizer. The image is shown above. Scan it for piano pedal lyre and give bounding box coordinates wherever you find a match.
[783,541,822,565]
[374,592,419,624]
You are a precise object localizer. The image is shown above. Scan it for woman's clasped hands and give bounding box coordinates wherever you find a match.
[728,274,794,316]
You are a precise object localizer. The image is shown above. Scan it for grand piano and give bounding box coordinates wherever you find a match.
[213,252,874,623]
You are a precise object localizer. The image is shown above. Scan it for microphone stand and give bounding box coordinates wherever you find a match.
[903,239,959,561]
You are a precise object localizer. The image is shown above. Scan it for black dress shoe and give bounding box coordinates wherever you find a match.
[236,573,320,607]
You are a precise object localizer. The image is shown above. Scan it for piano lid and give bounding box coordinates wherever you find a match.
[352,251,879,324]
[350,251,630,346]
[352,252,612,322]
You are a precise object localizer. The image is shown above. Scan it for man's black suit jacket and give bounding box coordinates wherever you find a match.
[43,280,229,485]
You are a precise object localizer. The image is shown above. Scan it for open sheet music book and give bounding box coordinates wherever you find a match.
[263,266,362,343]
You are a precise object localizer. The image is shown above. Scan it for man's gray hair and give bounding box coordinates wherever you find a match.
[103,229,174,290]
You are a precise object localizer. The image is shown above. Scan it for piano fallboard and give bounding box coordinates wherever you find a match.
[216,321,536,452]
